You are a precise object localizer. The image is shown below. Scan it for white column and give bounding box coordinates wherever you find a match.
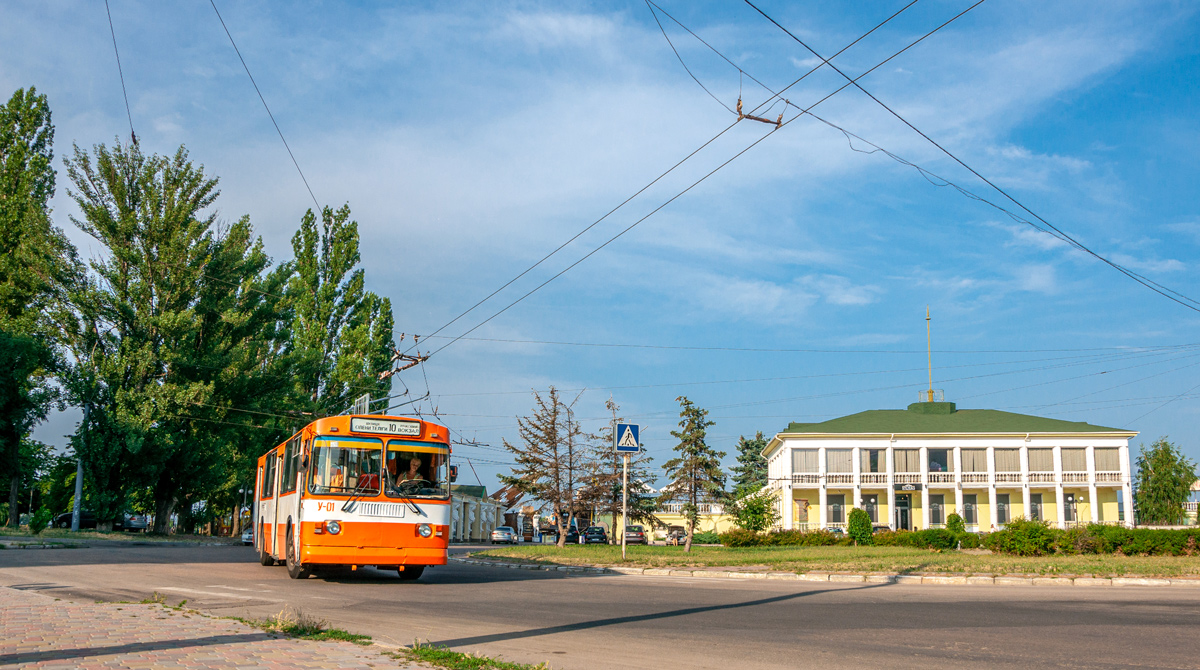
[1022,486,1030,524]
[988,486,999,531]
[919,446,930,530]
[1020,443,1030,522]
[1085,446,1099,523]
[852,447,862,516]
[1055,484,1066,529]
[1120,442,1134,527]
[781,483,794,530]
[818,486,828,529]
[886,446,896,529]
[955,485,964,522]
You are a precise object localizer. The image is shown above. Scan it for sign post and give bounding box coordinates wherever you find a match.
[614,423,640,561]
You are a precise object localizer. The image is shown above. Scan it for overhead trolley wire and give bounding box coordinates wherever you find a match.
[404,2,927,359]
[422,4,982,362]
[743,0,1200,313]
[208,0,321,212]
[103,0,137,145]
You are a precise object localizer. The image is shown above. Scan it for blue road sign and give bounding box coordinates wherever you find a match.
[615,423,640,453]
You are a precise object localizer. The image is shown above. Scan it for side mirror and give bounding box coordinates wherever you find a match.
[449,465,458,483]
[300,453,309,471]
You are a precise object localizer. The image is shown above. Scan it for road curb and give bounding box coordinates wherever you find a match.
[449,556,1200,588]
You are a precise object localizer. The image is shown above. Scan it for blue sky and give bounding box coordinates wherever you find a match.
[5,0,1200,490]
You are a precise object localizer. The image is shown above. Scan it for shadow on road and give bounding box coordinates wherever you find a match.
[429,582,888,647]
[0,633,274,666]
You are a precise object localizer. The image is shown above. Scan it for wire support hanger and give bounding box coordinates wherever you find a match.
[378,334,428,381]
[736,97,783,127]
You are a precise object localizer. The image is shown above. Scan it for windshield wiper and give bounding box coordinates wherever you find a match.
[340,480,377,513]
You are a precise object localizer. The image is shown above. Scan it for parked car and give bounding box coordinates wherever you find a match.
[623,525,647,545]
[124,512,150,532]
[552,528,581,544]
[491,526,518,544]
[665,527,688,546]
[583,526,608,544]
[241,528,254,545]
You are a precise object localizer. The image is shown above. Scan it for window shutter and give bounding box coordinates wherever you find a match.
[893,449,920,473]
[1062,448,1086,471]
[826,449,852,473]
[1094,448,1120,471]
[792,449,818,473]
[1028,449,1053,472]
[994,449,1020,472]
[961,449,987,473]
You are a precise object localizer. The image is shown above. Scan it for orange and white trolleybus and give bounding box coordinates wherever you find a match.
[253,414,454,580]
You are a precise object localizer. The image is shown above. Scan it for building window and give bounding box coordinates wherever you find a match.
[1095,448,1120,471]
[893,449,920,473]
[961,449,987,473]
[1030,493,1043,521]
[828,494,845,523]
[930,494,944,525]
[928,449,952,472]
[1028,449,1054,472]
[1064,493,1077,522]
[792,449,818,473]
[861,449,884,473]
[826,449,852,473]
[995,449,1020,472]
[963,494,978,524]
[861,494,878,523]
[1062,448,1086,472]
[996,493,1010,524]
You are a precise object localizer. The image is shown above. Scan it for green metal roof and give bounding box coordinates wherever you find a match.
[451,484,488,498]
[782,402,1131,435]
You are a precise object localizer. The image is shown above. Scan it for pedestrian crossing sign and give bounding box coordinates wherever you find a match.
[615,423,640,453]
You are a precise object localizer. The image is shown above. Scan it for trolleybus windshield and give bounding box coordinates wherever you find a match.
[385,440,449,499]
[308,437,382,495]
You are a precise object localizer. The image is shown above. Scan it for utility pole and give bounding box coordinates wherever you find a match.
[71,402,87,532]
[926,305,934,402]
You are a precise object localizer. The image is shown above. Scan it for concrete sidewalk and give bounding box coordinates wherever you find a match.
[0,585,418,669]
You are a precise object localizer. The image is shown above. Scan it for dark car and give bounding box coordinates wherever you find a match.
[623,525,647,545]
[53,511,129,531]
[554,528,581,544]
[583,526,608,544]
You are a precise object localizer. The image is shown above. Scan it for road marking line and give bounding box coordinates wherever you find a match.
[204,585,271,592]
[155,587,263,600]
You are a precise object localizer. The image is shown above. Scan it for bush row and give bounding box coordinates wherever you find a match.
[984,518,1200,556]
[717,527,981,549]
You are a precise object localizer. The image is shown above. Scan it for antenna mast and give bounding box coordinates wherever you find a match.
[926,306,933,402]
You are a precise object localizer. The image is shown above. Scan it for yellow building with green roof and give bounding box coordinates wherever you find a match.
[763,400,1136,532]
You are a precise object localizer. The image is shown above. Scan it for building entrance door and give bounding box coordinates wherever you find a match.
[895,494,911,530]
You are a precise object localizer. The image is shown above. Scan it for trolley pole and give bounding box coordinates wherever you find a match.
[621,453,629,561]
[71,402,88,532]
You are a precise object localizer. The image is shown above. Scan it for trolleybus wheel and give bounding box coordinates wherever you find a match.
[285,527,309,579]
[397,565,425,581]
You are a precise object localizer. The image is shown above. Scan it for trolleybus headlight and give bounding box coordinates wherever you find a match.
[325,520,341,535]
[417,523,433,538]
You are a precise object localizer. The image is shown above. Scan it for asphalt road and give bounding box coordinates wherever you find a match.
[2,542,1198,669]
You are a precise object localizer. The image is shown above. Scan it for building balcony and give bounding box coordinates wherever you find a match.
[894,473,921,484]
[1062,472,1089,484]
[994,472,1023,484]
[928,472,956,485]
[859,473,888,485]
[825,473,853,485]
[658,502,724,515]
[1028,472,1056,483]
[961,473,989,484]
[792,474,820,484]
[1094,471,1123,483]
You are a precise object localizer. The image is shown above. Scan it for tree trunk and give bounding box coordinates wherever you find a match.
[684,517,694,553]
[8,473,19,528]
[153,496,175,534]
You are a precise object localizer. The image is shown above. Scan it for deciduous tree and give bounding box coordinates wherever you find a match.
[1134,437,1196,526]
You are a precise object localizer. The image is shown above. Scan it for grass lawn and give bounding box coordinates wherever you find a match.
[0,527,239,545]
[475,544,1200,578]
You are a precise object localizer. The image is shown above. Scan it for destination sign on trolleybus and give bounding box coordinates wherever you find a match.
[350,417,422,436]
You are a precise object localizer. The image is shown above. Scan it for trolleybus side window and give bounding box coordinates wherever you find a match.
[261,452,276,498]
[385,440,450,499]
[308,437,382,495]
[280,437,300,494]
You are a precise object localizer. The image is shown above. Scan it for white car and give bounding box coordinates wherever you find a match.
[241,528,254,546]
[490,526,517,544]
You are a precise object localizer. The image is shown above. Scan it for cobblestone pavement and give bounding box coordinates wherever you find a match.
[0,585,417,669]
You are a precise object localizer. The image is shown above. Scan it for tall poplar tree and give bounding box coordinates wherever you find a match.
[285,205,394,415]
[0,87,78,526]
[1134,437,1197,526]
[662,396,725,552]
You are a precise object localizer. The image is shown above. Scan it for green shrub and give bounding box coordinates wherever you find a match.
[691,531,721,544]
[956,532,981,549]
[945,513,966,534]
[767,529,842,546]
[847,508,873,545]
[871,529,909,547]
[985,517,1057,556]
[28,508,52,535]
[719,528,763,547]
[916,528,957,550]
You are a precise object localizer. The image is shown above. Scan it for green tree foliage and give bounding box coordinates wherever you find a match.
[662,396,725,552]
[64,141,294,531]
[847,507,873,545]
[1134,437,1197,526]
[727,487,780,532]
[0,87,79,527]
[945,512,966,534]
[500,388,593,547]
[285,205,394,415]
[730,431,768,497]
